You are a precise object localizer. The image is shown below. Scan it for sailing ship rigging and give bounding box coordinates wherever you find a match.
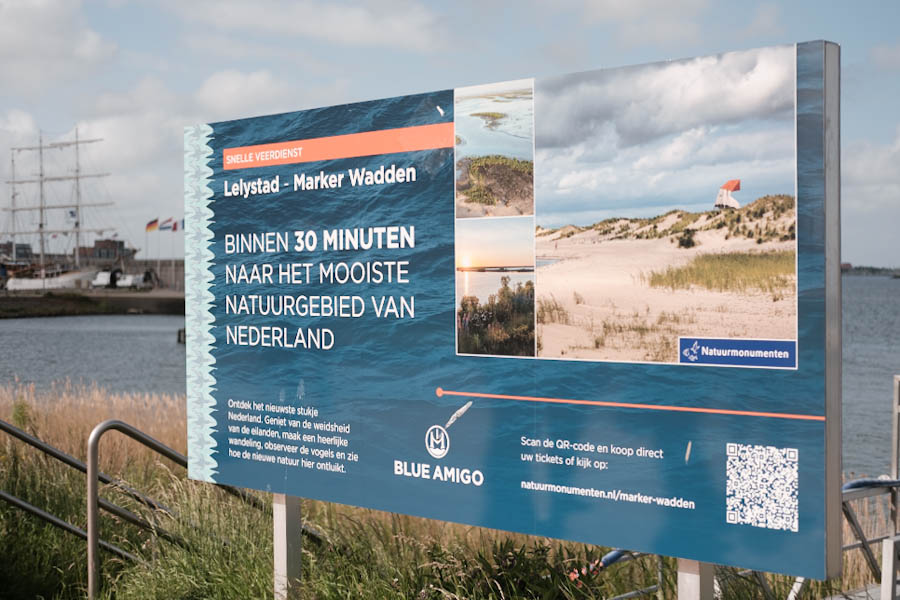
[0,129,130,290]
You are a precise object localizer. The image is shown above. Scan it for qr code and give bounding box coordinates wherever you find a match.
[726,443,798,532]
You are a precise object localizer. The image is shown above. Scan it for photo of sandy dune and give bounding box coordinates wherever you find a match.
[536,197,797,362]
[533,45,798,363]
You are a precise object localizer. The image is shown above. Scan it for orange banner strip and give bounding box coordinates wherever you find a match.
[223,122,454,170]
[436,387,825,421]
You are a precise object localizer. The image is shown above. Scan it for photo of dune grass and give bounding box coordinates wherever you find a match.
[455,79,534,218]
[533,45,798,363]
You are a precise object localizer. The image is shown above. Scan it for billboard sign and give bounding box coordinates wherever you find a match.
[185,41,840,578]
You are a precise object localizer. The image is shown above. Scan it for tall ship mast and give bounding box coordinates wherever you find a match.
[1,129,118,290]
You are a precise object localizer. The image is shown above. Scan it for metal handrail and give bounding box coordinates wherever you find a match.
[0,415,319,598]
[85,420,188,598]
[0,489,137,562]
[86,419,279,598]
[1,418,186,553]
[0,418,174,514]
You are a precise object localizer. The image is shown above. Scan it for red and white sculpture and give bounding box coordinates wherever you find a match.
[715,179,741,209]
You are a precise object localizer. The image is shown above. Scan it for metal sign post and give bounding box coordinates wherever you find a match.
[273,493,302,599]
[677,559,714,599]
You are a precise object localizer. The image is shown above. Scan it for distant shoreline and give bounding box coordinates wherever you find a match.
[0,290,184,318]
[843,266,900,277]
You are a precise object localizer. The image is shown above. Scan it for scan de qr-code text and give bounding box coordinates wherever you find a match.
[726,443,798,532]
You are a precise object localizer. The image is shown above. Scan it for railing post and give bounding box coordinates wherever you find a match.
[882,534,900,600]
[86,422,102,599]
[892,376,900,535]
[273,493,302,599]
[677,558,714,599]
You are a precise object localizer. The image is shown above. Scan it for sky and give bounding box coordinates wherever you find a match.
[535,44,795,226]
[0,1,898,266]
[456,216,533,268]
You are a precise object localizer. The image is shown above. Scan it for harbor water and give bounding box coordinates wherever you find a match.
[0,314,186,396]
[1,274,897,475]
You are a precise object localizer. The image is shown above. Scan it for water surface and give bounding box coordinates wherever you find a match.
[455,93,533,162]
[842,275,900,475]
[0,314,186,396]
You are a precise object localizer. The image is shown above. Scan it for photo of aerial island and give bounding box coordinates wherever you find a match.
[533,45,798,363]
[454,79,534,218]
[456,217,535,357]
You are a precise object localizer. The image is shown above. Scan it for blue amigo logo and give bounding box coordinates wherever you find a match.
[425,425,449,459]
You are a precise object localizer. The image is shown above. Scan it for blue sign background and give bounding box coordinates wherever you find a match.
[185,42,837,578]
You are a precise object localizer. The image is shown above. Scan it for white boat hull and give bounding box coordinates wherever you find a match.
[6,270,95,291]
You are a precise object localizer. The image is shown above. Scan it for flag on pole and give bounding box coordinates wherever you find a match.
[146,218,159,232]
[159,217,174,230]
[172,220,178,232]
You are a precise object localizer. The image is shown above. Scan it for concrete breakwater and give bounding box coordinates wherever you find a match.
[0,289,184,318]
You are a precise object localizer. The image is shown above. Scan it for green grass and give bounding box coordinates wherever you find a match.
[468,155,533,176]
[101,476,274,600]
[553,194,797,244]
[465,186,497,205]
[646,250,796,294]
[457,155,534,207]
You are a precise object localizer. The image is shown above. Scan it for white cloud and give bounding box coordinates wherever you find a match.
[537,44,795,149]
[534,45,796,226]
[193,70,296,120]
[0,109,39,139]
[737,4,783,39]
[844,126,900,214]
[632,125,794,172]
[92,78,181,117]
[582,0,706,21]
[581,0,709,47]
[842,128,900,266]
[872,43,900,70]
[181,33,332,73]
[168,0,446,52]
[0,0,116,96]
[192,69,350,121]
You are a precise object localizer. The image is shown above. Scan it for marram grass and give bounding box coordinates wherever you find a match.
[0,382,887,598]
[645,250,796,294]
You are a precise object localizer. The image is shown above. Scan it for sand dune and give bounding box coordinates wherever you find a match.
[536,198,797,363]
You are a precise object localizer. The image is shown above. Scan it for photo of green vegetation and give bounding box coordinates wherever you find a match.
[456,155,533,209]
[457,276,535,356]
